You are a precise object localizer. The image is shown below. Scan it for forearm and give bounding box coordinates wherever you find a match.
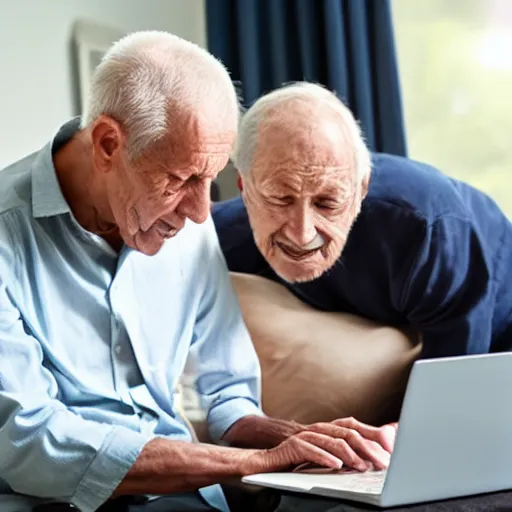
[0,396,149,512]
[222,415,305,449]
[113,437,267,497]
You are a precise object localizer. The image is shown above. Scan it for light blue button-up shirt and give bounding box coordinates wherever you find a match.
[0,122,263,511]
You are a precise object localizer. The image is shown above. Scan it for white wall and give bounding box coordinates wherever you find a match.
[0,0,206,169]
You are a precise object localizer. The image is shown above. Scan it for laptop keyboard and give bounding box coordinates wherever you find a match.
[294,465,387,494]
[332,469,387,494]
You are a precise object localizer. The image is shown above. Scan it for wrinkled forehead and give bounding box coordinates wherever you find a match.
[140,111,235,166]
[171,109,236,150]
[251,110,358,190]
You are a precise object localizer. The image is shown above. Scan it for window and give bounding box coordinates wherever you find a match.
[392,0,512,217]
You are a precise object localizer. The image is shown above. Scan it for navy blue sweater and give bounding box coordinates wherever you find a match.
[212,153,512,359]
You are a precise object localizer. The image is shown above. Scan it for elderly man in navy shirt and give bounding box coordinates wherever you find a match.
[212,82,512,361]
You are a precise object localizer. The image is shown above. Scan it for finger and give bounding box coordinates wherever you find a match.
[378,424,397,453]
[332,418,395,453]
[307,422,388,454]
[306,422,392,461]
[332,417,381,436]
[309,422,391,469]
[307,422,351,438]
[298,432,369,471]
[291,436,343,469]
[343,430,391,470]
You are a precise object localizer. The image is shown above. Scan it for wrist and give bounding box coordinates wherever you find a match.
[240,448,279,475]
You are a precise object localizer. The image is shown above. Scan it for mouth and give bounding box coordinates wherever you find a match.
[161,229,178,239]
[276,242,322,261]
[155,220,180,240]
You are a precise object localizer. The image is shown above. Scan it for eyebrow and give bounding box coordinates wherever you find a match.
[261,179,301,194]
[320,185,352,198]
[261,177,353,197]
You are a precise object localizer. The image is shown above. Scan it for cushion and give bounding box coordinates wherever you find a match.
[230,272,421,426]
[183,272,422,442]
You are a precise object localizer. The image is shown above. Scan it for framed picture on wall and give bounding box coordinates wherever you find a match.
[73,19,125,114]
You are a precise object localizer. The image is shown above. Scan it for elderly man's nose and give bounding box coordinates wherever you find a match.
[178,184,211,224]
[189,201,210,224]
[285,209,317,246]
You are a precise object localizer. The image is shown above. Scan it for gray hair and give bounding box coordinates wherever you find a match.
[81,31,238,160]
[232,82,371,182]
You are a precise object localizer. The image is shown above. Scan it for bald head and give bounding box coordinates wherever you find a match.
[236,83,371,283]
[233,82,371,182]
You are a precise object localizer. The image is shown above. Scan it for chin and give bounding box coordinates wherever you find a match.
[267,245,341,283]
[132,233,166,256]
[122,237,138,252]
[139,245,164,256]
[271,261,331,284]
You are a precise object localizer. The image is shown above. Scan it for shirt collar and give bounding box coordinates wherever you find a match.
[31,119,79,218]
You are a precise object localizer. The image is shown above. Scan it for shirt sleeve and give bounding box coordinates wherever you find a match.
[0,279,150,512]
[188,217,265,443]
[399,216,495,358]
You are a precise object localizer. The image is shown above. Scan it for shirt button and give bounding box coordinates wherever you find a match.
[115,344,122,355]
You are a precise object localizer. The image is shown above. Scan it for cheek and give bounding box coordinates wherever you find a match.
[252,207,284,237]
[106,173,136,219]
[245,203,283,254]
[122,188,170,234]
[317,213,353,246]
[245,195,270,229]
[138,181,181,216]
[111,170,149,213]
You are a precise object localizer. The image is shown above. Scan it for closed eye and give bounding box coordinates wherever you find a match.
[161,175,183,198]
[168,174,184,185]
[314,199,342,210]
[185,175,201,186]
[269,196,294,206]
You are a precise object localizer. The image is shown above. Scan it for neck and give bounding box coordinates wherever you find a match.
[53,130,119,242]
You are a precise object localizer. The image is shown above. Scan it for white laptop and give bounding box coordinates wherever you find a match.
[242,353,512,507]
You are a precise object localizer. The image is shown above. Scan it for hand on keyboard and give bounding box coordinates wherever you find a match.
[258,419,396,474]
[326,418,397,454]
[296,417,397,470]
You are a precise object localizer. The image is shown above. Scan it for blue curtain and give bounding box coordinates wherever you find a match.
[206,0,407,156]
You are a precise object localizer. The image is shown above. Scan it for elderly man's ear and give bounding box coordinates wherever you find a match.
[90,115,125,173]
[360,170,371,199]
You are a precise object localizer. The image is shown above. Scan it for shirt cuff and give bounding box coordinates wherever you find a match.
[207,396,264,443]
[71,426,150,512]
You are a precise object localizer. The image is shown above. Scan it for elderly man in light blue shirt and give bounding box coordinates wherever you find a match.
[0,31,396,512]
[0,118,260,511]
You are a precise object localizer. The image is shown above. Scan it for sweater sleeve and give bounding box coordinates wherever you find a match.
[399,216,495,358]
